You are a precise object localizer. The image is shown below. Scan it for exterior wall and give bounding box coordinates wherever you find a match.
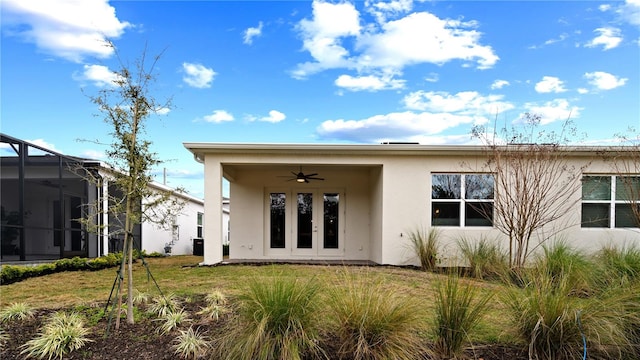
[191,145,639,266]
[141,197,204,255]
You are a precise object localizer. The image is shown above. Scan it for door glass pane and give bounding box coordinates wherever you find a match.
[297,193,313,249]
[582,176,611,200]
[323,193,339,249]
[581,203,609,228]
[270,193,286,248]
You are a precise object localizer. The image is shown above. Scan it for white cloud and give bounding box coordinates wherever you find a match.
[356,12,498,70]
[522,99,582,125]
[26,139,60,155]
[155,107,171,115]
[617,0,640,27]
[577,88,589,94]
[599,4,612,11]
[535,76,567,93]
[335,73,405,91]
[258,110,286,123]
[202,110,234,123]
[403,91,514,116]
[424,73,439,83]
[292,1,361,79]
[584,71,628,90]
[586,27,622,50]
[293,1,498,80]
[1,0,130,62]
[182,62,216,88]
[73,64,121,87]
[243,21,263,45]
[490,79,510,90]
[82,149,106,159]
[317,111,479,143]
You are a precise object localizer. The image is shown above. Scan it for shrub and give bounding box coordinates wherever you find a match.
[0,302,35,322]
[148,293,180,317]
[432,274,493,358]
[594,244,640,288]
[457,236,508,280]
[408,226,439,271]
[20,311,92,359]
[1,265,26,285]
[173,326,209,359]
[326,271,428,360]
[156,308,191,334]
[534,240,593,295]
[216,275,323,360]
[502,269,633,359]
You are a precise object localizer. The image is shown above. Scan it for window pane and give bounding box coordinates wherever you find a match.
[270,193,286,248]
[297,193,313,249]
[615,204,640,228]
[197,212,203,226]
[465,174,494,200]
[465,202,493,227]
[323,193,339,249]
[582,176,611,200]
[581,203,609,228]
[432,202,460,226]
[432,175,461,199]
[615,176,640,201]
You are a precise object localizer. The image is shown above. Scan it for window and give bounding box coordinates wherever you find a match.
[432,174,494,227]
[270,193,286,248]
[197,212,203,238]
[582,175,639,228]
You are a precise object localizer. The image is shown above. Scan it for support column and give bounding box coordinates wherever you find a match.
[202,157,223,264]
[102,178,110,255]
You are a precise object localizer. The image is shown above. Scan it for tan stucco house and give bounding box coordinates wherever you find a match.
[183,142,639,267]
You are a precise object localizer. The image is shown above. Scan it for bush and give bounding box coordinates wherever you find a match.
[432,274,493,358]
[20,311,92,359]
[502,269,633,359]
[408,226,439,271]
[173,326,209,359]
[0,302,35,322]
[216,275,323,360]
[533,241,593,295]
[326,271,429,360]
[593,244,640,288]
[457,236,508,280]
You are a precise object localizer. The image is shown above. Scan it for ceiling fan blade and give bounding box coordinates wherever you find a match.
[305,173,318,177]
[307,177,325,181]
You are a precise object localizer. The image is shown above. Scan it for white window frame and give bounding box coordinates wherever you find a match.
[581,174,639,229]
[431,173,494,228]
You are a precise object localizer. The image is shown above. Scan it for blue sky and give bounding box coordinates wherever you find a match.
[2,0,639,198]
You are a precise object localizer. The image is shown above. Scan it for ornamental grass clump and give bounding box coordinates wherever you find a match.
[216,275,324,360]
[147,293,180,317]
[326,271,429,360]
[20,311,92,360]
[533,241,593,295]
[408,226,439,271]
[593,244,640,289]
[457,236,509,280]
[0,302,35,322]
[172,326,209,359]
[502,269,634,360]
[432,274,493,358]
[156,308,191,334]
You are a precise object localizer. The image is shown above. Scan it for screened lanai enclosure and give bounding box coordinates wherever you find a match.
[0,134,140,262]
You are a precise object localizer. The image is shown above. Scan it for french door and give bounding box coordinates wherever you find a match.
[267,189,344,256]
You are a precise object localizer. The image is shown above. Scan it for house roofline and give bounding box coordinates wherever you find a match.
[183,142,634,162]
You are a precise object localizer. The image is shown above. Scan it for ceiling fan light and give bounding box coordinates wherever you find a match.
[296,177,305,183]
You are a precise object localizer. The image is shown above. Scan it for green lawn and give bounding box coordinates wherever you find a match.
[0,256,511,344]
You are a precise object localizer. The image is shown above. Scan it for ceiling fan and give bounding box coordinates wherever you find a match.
[280,167,325,183]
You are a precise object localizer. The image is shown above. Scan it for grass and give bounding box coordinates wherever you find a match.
[216,274,324,360]
[20,311,92,360]
[408,226,439,271]
[172,326,209,359]
[432,273,493,358]
[0,302,35,322]
[326,270,430,360]
[457,235,509,280]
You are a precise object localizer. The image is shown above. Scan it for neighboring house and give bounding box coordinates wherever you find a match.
[0,134,204,262]
[183,142,640,267]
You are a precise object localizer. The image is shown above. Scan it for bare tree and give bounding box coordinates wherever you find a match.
[79,42,184,326]
[471,114,587,269]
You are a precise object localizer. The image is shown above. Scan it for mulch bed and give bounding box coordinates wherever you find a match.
[1,297,527,360]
